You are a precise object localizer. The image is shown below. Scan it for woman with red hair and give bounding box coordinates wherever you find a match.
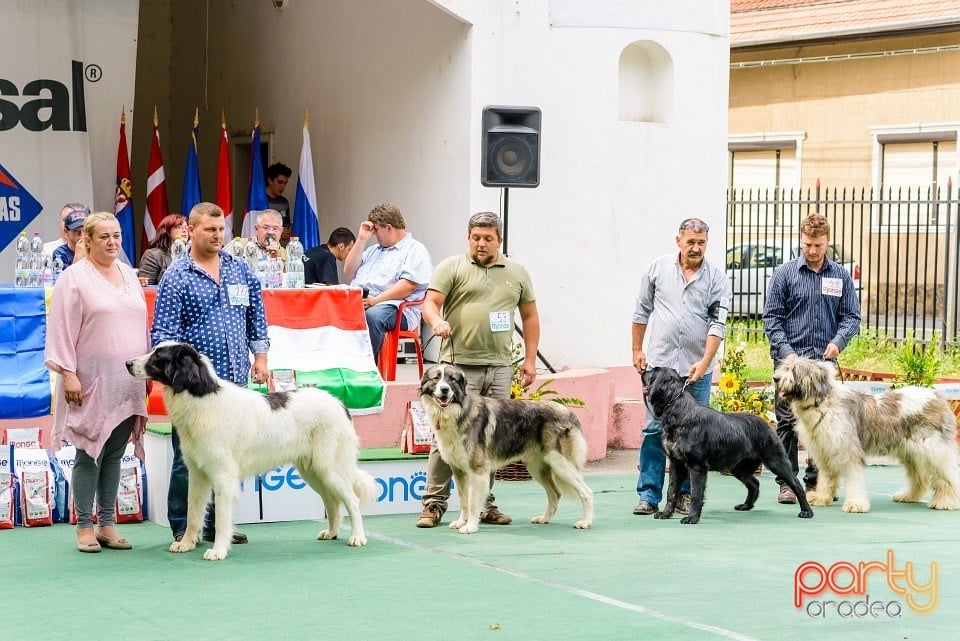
[138,214,188,285]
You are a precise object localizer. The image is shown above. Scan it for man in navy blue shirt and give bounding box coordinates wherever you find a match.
[763,213,860,504]
[304,227,355,285]
[51,209,87,268]
[151,202,270,544]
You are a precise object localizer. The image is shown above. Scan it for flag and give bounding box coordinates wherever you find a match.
[240,114,268,238]
[114,107,135,265]
[144,107,169,251]
[216,112,234,234]
[180,108,201,216]
[261,289,385,414]
[0,287,51,418]
[293,113,320,251]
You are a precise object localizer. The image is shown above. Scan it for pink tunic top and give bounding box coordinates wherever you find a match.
[44,260,149,460]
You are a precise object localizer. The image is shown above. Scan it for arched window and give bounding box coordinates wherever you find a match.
[618,41,673,123]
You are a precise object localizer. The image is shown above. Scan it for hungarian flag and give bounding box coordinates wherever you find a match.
[240,117,268,238]
[293,114,320,251]
[180,108,201,216]
[216,112,234,234]
[143,107,169,251]
[262,289,384,414]
[114,108,135,265]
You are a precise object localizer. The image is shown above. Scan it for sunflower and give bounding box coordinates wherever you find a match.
[718,373,741,394]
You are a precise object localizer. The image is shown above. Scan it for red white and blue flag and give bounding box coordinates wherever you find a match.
[293,114,320,250]
[240,116,268,238]
[114,108,135,264]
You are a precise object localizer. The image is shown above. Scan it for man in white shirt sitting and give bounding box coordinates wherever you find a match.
[343,202,433,360]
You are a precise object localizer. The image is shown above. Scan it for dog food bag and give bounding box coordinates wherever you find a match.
[269,369,297,393]
[46,450,69,523]
[115,443,144,523]
[14,448,54,527]
[402,401,433,454]
[2,427,43,448]
[0,446,16,529]
[53,445,76,524]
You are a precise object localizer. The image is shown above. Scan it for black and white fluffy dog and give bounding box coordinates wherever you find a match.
[419,364,594,534]
[774,357,960,513]
[641,367,813,524]
[126,342,376,560]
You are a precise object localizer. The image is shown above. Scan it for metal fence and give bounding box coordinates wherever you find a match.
[726,180,960,346]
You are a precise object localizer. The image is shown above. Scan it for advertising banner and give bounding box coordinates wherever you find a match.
[0,1,139,277]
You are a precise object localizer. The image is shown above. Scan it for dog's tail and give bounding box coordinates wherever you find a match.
[354,470,378,506]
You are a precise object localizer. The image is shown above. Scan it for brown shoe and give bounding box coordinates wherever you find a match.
[777,487,797,504]
[480,506,512,525]
[416,505,443,528]
[675,493,692,515]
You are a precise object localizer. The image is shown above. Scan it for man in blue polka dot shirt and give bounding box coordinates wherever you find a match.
[151,202,270,545]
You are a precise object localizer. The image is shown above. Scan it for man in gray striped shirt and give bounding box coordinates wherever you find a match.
[763,213,861,504]
[632,218,732,515]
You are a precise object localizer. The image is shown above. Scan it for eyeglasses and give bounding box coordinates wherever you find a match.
[678,218,709,233]
[259,225,282,232]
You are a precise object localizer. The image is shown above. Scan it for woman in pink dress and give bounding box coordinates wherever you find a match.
[45,212,150,553]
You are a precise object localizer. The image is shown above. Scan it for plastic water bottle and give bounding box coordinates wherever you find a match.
[171,237,187,262]
[51,253,64,285]
[28,232,43,287]
[229,237,245,263]
[283,237,304,288]
[41,254,53,288]
[14,232,30,287]
[244,237,259,270]
[267,255,284,289]
[254,253,269,289]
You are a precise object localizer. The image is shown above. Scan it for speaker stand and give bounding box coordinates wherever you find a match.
[502,186,510,256]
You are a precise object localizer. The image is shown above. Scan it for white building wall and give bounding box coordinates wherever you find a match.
[173,0,729,369]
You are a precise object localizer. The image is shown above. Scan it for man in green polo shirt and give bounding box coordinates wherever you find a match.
[415,211,541,528]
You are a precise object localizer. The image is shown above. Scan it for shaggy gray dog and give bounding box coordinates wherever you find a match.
[774,357,960,513]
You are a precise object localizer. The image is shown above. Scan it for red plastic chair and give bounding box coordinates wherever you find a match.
[377,299,424,381]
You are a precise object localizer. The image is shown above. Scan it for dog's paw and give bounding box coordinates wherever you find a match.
[734,503,754,511]
[892,488,922,503]
[573,519,592,529]
[841,500,870,513]
[457,523,479,534]
[807,492,834,506]
[347,534,367,546]
[449,519,465,530]
[653,510,673,519]
[928,497,960,510]
[531,516,550,524]
[798,509,814,518]
[316,529,338,541]
[203,547,228,561]
[679,515,700,524]
[169,540,196,553]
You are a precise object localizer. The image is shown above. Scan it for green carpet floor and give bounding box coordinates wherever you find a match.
[2,466,956,641]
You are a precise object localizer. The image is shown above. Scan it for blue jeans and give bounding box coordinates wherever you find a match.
[365,302,408,359]
[636,374,712,506]
[168,426,216,538]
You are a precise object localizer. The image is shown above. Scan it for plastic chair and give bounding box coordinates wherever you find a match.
[377,298,424,381]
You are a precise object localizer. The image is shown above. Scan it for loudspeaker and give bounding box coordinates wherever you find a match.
[481,105,541,188]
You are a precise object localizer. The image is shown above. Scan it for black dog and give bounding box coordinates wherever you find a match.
[641,367,813,524]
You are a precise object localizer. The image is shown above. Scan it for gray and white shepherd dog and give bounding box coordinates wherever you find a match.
[774,357,960,513]
[418,364,594,534]
[126,342,377,560]
[642,366,813,524]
